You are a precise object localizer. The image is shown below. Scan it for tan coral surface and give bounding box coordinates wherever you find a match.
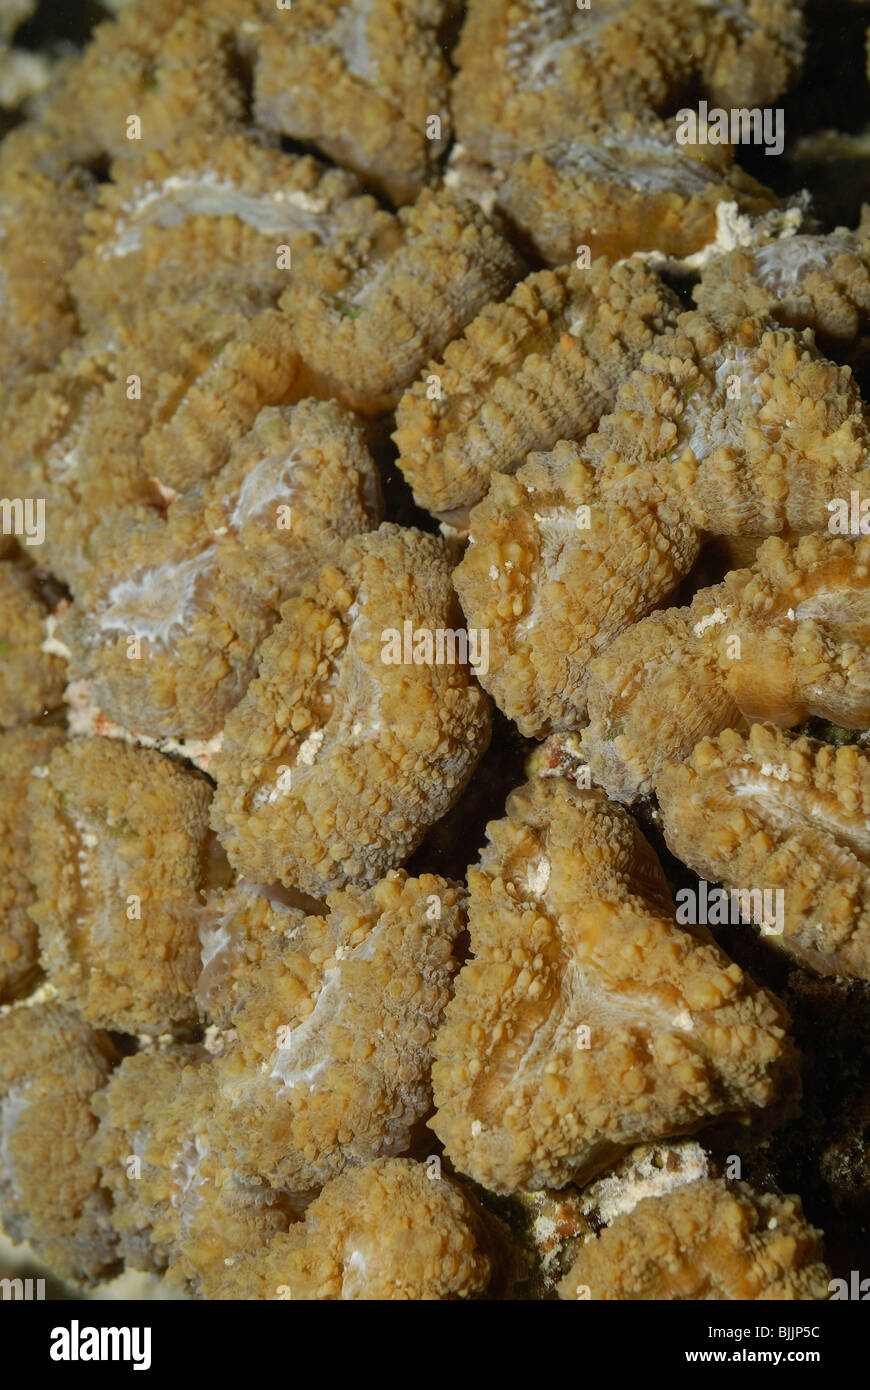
[454,440,699,736]
[0,725,66,1002]
[0,0,865,1307]
[656,725,870,980]
[211,524,491,895]
[280,188,525,415]
[27,737,218,1031]
[3,297,305,587]
[589,313,870,538]
[0,1003,118,1282]
[497,115,776,266]
[0,561,66,727]
[88,1048,290,1291]
[68,133,373,328]
[558,1178,831,1300]
[209,871,463,1187]
[249,0,454,205]
[62,400,382,740]
[393,258,679,516]
[453,314,870,737]
[582,535,870,800]
[431,776,797,1193]
[694,227,870,341]
[201,1158,503,1300]
[452,0,805,168]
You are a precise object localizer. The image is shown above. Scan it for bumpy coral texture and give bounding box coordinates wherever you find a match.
[431,776,797,1193]
[27,737,217,1031]
[588,312,870,537]
[2,319,158,587]
[0,0,860,1305]
[581,605,743,804]
[87,1049,290,1290]
[0,726,66,1001]
[63,399,382,740]
[0,1003,118,1282]
[582,535,870,801]
[452,0,805,168]
[279,188,525,415]
[3,297,304,587]
[453,311,870,736]
[133,302,305,497]
[249,0,454,205]
[0,0,256,380]
[393,257,679,516]
[454,440,699,737]
[68,132,373,329]
[558,1179,831,1300]
[694,228,870,342]
[0,561,66,726]
[656,725,870,981]
[497,114,776,267]
[43,1,254,169]
[195,882,321,1027]
[209,871,463,1188]
[2,96,377,584]
[202,1158,501,1300]
[211,524,491,895]
[0,123,96,382]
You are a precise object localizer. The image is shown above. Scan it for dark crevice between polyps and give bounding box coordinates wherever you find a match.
[13,0,110,52]
[405,707,536,883]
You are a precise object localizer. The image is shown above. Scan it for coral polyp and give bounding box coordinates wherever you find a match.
[582,534,870,800]
[431,776,797,1193]
[656,725,870,981]
[26,737,221,1031]
[497,116,777,267]
[694,226,870,341]
[63,399,382,739]
[201,1158,508,1301]
[207,871,464,1188]
[393,258,679,516]
[559,1177,830,1301]
[454,440,699,736]
[452,0,805,169]
[280,188,525,416]
[210,524,491,895]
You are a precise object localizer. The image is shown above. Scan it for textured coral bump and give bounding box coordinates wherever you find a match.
[431,776,797,1192]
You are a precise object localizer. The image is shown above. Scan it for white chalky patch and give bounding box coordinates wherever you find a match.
[229,446,301,531]
[63,677,223,773]
[41,613,72,661]
[0,1083,32,1204]
[692,608,728,638]
[752,234,850,296]
[583,1142,709,1226]
[296,729,324,766]
[331,0,375,80]
[97,549,216,649]
[761,762,790,781]
[526,856,551,897]
[105,176,343,258]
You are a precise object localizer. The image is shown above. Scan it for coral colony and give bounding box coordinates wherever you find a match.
[1,0,870,1302]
